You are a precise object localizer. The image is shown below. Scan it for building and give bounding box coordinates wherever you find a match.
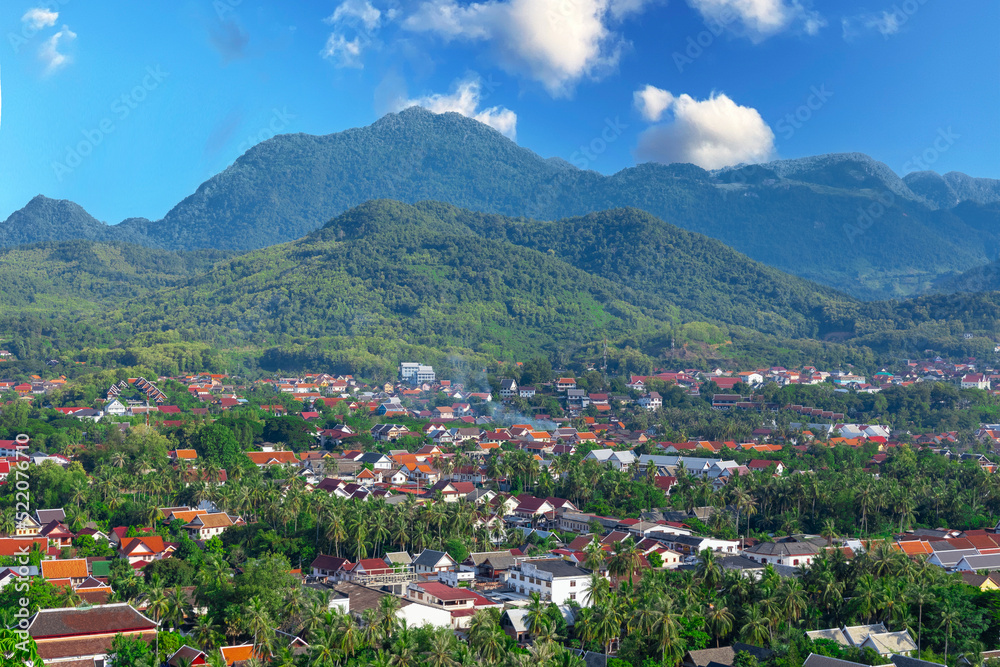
[962,374,991,390]
[499,379,518,399]
[28,603,158,664]
[184,513,241,540]
[405,581,497,629]
[412,549,457,574]
[401,363,436,384]
[504,558,593,605]
[741,541,820,568]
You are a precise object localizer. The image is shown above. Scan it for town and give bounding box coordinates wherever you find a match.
[3,356,1000,667]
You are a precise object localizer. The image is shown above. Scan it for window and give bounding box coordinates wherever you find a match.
[569,592,576,600]
[570,580,576,587]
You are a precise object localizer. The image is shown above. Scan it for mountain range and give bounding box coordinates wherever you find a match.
[3,108,1000,300]
[2,199,1000,379]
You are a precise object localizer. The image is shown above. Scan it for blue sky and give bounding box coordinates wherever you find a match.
[0,0,996,224]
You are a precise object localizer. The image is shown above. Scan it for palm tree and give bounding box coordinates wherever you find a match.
[192,616,219,650]
[908,585,935,659]
[585,572,611,607]
[525,592,550,642]
[608,537,644,587]
[696,548,722,589]
[706,605,734,648]
[939,604,960,665]
[424,628,459,667]
[243,596,273,654]
[590,602,622,659]
[740,604,770,646]
[163,586,189,630]
[389,629,419,667]
[652,599,683,665]
[583,536,606,572]
[378,593,402,639]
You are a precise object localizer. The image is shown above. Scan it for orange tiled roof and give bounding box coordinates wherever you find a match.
[220,645,258,665]
[41,558,89,579]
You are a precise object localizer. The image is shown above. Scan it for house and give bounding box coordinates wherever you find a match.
[41,558,89,585]
[745,459,785,475]
[802,655,881,667]
[556,378,577,391]
[358,452,393,469]
[505,558,593,605]
[861,632,918,657]
[683,644,774,667]
[519,386,536,398]
[742,541,820,568]
[220,644,262,666]
[246,451,299,467]
[169,646,208,666]
[28,603,158,664]
[954,553,1000,572]
[345,558,397,583]
[405,581,496,629]
[184,513,241,540]
[462,551,517,580]
[119,536,171,565]
[637,392,662,411]
[499,378,518,399]
[426,480,477,502]
[40,521,74,549]
[311,555,352,579]
[585,449,637,470]
[413,549,458,574]
[961,374,990,390]
[371,424,409,442]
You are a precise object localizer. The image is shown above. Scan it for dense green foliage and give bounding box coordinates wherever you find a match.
[0,240,231,313]
[6,110,1000,297]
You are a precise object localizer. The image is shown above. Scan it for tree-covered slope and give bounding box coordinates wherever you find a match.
[98,201,872,358]
[7,109,998,299]
[0,240,231,313]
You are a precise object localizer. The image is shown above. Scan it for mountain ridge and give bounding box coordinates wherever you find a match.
[4,108,1000,299]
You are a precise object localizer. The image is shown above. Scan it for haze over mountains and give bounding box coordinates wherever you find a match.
[4,108,1000,300]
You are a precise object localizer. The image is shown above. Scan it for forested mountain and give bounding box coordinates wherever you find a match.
[0,240,231,313]
[101,201,859,357]
[2,200,1000,378]
[0,196,153,247]
[5,108,1000,299]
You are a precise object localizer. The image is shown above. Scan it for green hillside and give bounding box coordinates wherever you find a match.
[6,109,1000,299]
[0,240,231,313]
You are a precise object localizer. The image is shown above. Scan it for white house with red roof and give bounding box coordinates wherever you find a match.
[406,581,497,629]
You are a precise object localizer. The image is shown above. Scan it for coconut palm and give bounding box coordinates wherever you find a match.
[706,605,735,648]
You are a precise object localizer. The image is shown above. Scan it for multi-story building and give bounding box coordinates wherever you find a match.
[504,558,593,605]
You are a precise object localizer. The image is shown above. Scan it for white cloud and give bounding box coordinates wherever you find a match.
[841,11,903,40]
[633,90,775,169]
[326,0,383,32]
[686,0,825,41]
[403,0,653,97]
[39,26,76,75]
[21,7,59,30]
[321,33,365,68]
[394,78,517,139]
[633,84,675,122]
[322,0,391,68]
